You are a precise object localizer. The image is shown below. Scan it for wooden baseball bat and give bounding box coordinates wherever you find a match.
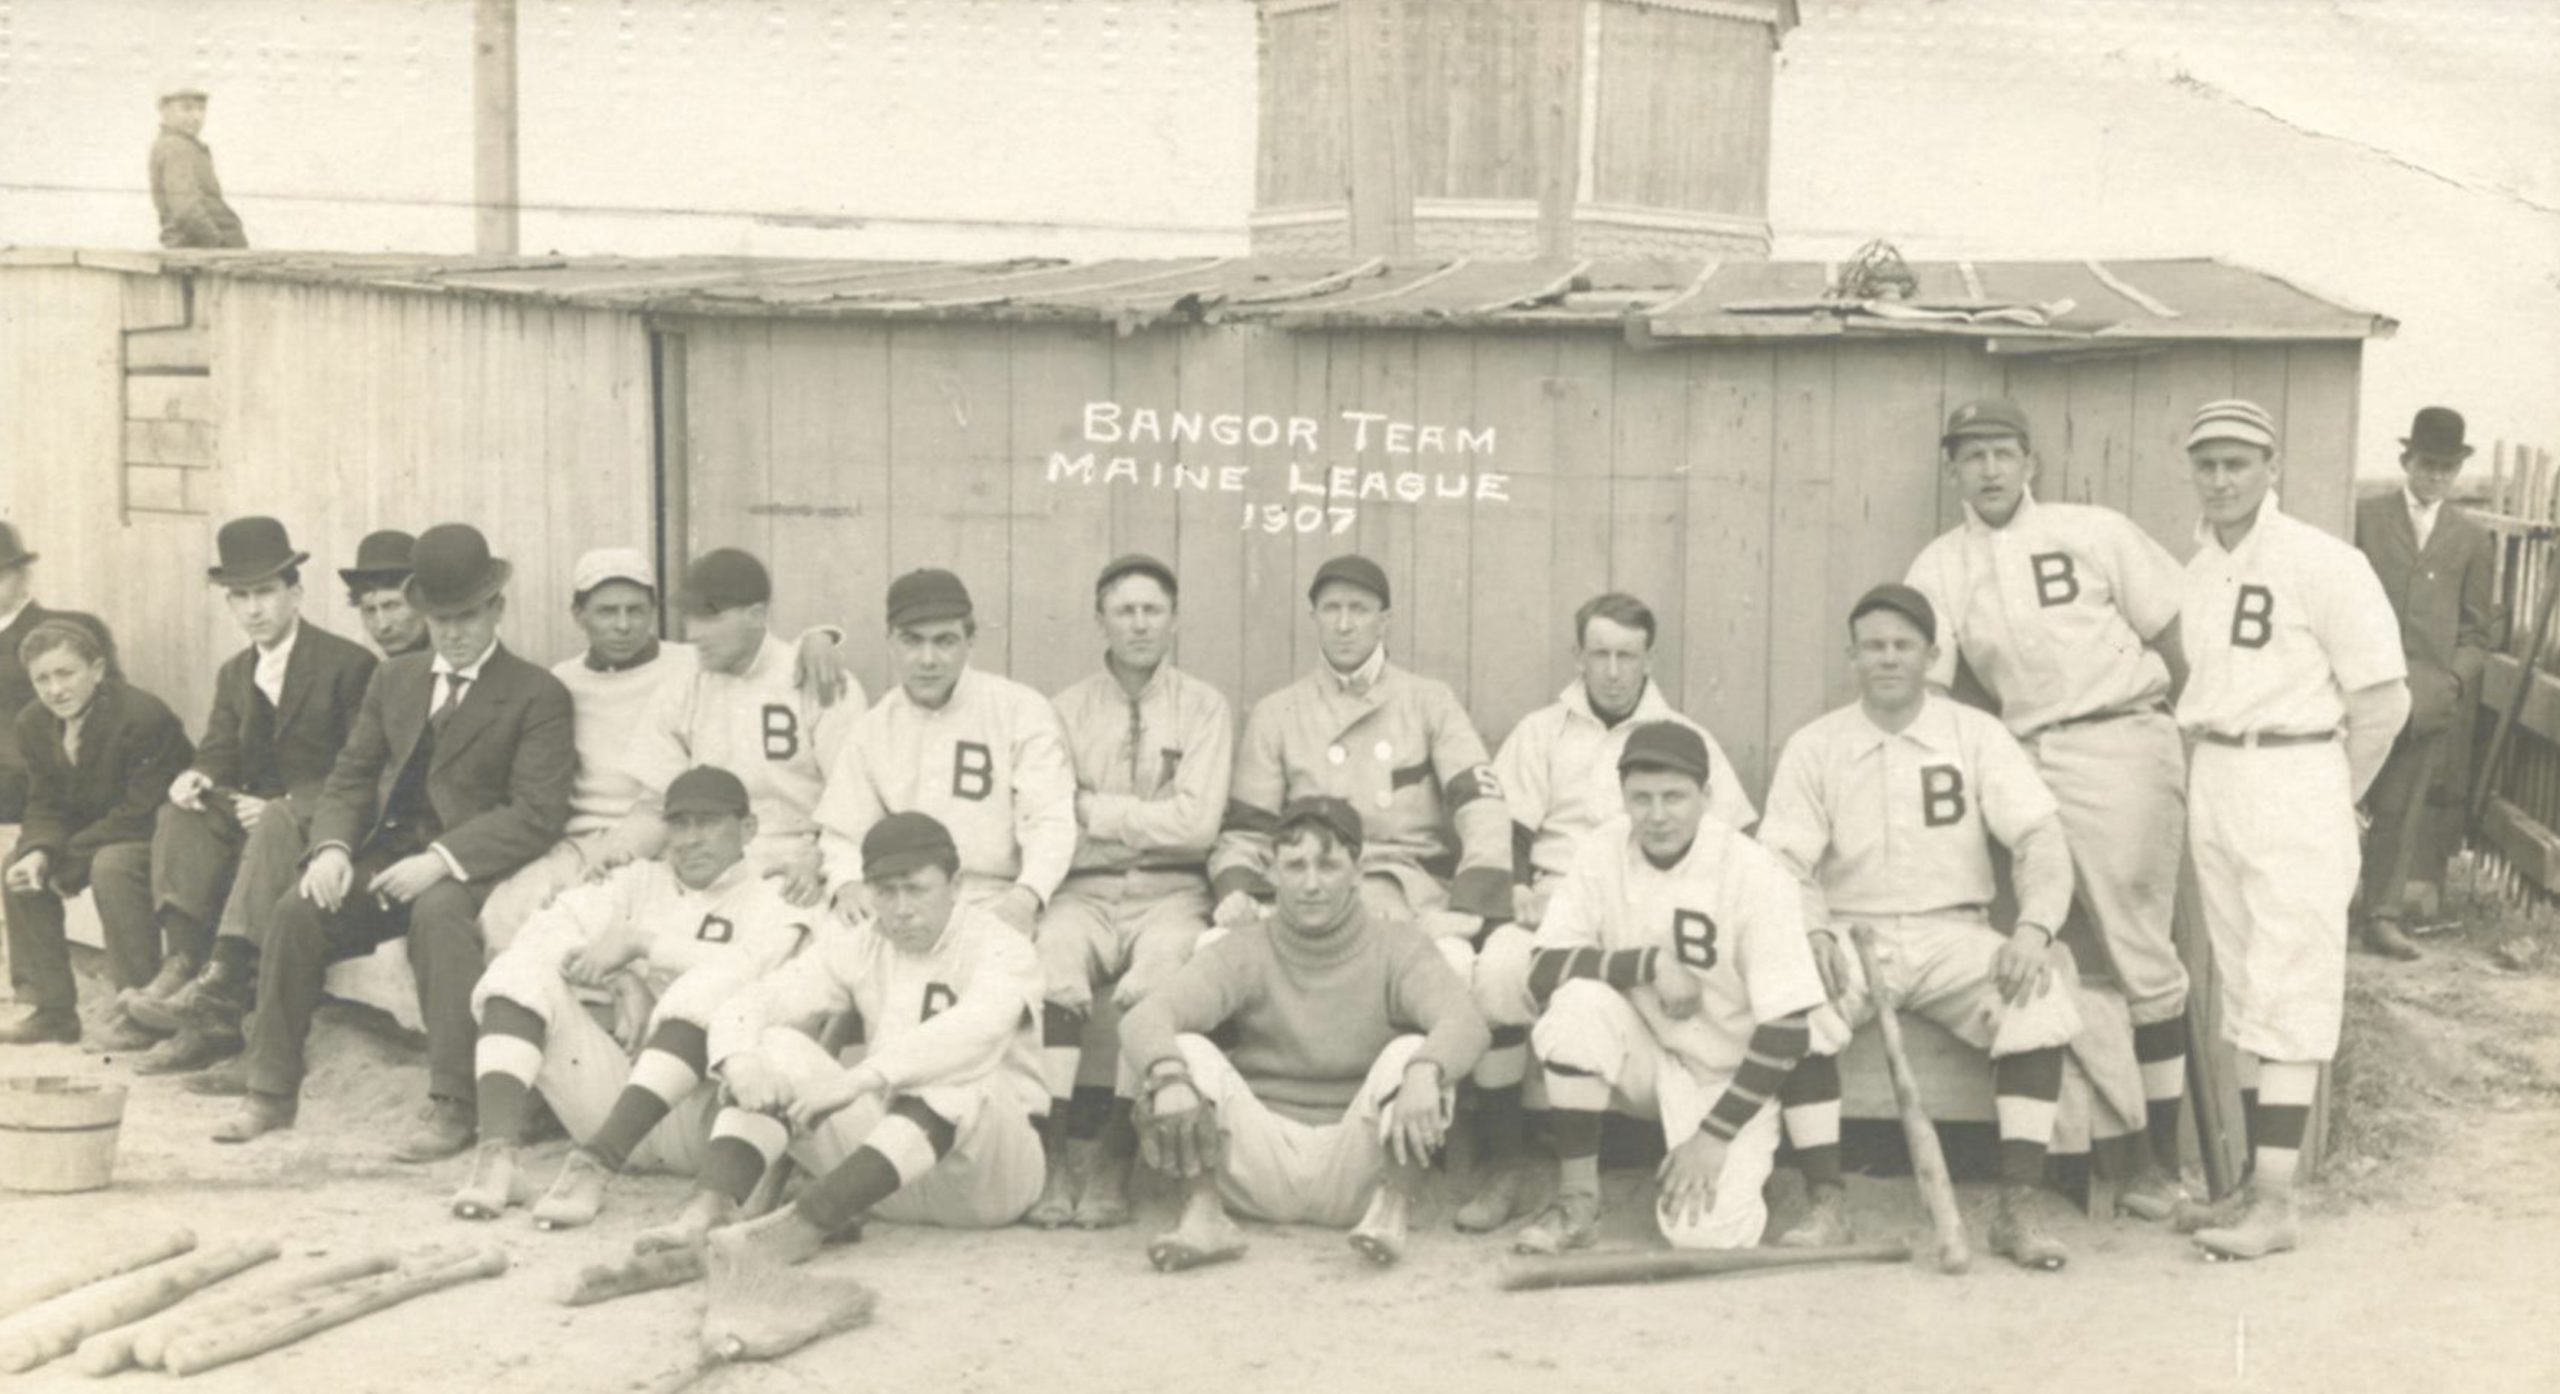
[560,1248,708,1307]
[0,1241,276,1373]
[0,1229,196,1322]
[163,1245,508,1378]
[1847,925,1971,1275]
[117,1251,402,1372]
[1499,1239,1912,1291]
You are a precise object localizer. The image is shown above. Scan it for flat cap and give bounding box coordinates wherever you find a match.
[1942,398,2031,448]
[678,548,771,616]
[1849,581,1937,643]
[2185,399,2278,452]
[862,811,961,882]
[663,765,751,818]
[1617,720,1712,785]
[1274,795,1365,857]
[887,568,973,630]
[1308,555,1390,608]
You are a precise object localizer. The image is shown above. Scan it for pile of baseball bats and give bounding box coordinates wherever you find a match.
[0,1227,504,1378]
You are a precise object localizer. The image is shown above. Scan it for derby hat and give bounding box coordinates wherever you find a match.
[402,523,513,617]
[0,521,36,572]
[338,529,416,589]
[2400,406,2472,462]
[206,516,309,588]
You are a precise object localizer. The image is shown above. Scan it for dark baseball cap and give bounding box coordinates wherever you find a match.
[862,811,961,882]
[1308,555,1390,608]
[887,568,973,630]
[1617,720,1712,785]
[1942,398,2031,448]
[1849,582,1937,643]
[1095,553,1178,604]
[663,765,751,818]
[678,548,771,616]
[1274,796,1365,858]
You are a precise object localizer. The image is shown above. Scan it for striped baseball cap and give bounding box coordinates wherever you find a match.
[2185,399,2278,451]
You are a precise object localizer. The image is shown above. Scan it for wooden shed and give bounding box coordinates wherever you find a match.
[1,248,2391,805]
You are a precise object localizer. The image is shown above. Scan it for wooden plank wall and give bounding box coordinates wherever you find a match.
[0,269,654,729]
[677,318,2363,803]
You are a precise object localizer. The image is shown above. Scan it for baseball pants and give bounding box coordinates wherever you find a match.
[1172,1031,1431,1229]
[1038,868,1210,1014]
[2189,741,2356,1062]
[1817,910,2082,1059]
[716,1027,1043,1228]
[1533,980,1779,1250]
[2029,709,2190,1025]
[470,955,732,1175]
[5,841,157,1011]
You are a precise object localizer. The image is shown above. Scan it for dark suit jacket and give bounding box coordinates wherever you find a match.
[192,622,377,806]
[2355,491,2497,735]
[0,603,119,822]
[308,642,574,882]
[11,679,194,893]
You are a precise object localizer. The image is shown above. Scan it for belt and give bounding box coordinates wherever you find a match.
[2045,699,2171,733]
[2193,729,2337,749]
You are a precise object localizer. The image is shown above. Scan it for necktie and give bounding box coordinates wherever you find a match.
[62,712,83,763]
[434,673,470,724]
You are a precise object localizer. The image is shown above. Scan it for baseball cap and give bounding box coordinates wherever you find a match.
[1942,398,2030,448]
[887,568,973,630]
[1617,720,1712,785]
[1849,582,1937,643]
[571,546,655,600]
[1096,553,1178,603]
[2185,399,2278,452]
[1274,795,1365,858]
[1308,555,1390,608]
[663,765,751,818]
[862,811,961,882]
[677,548,771,616]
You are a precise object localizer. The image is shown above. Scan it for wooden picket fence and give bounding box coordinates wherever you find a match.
[2460,440,2560,904]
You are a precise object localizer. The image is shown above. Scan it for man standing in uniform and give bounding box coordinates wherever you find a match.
[1759,584,2086,1269]
[214,523,575,1160]
[1210,555,1510,967]
[814,569,1076,932]
[1028,554,1230,1230]
[1489,722,1823,1254]
[149,85,247,249]
[2352,407,2492,960]
[1903,399,2196,1216]
[2177,399,2408,1259]
[1460,590,1757,1232]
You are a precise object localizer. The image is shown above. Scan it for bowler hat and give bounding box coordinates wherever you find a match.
[1308,555,1391,608]
[2400,406,2472,462]
[338,530,416,589]
[403,523,513,617]
[0,521,36,572]
[206,516,309,588]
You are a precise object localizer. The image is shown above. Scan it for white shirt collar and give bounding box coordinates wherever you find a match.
[1961,487,2038,535]
[2404,487,2440,519]
[1324,644,1388,695]
[431,641,497,684]
[0,598,30,634]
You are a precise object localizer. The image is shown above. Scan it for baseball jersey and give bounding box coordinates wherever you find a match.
[520,856,813,996]
[1494,678,1757,882]
[707,901,1045,1117]
[550,642,700,840]
[1535,816,1827,1082]
[629,632,860,862]
[1052,662,1233,874]
[1210,659,1511,919]
[1904,493,2185,737]
[2178,500,2407,737]
[814,667,1079,903]
[1758,694,2067,929]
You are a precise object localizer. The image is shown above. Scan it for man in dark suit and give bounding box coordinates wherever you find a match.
[2353,406,2495,960]
[216,524,574,1160]
[0,522,118,824]
[103,518,376,1068]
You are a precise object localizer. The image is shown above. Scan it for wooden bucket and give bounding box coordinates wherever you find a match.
[0,1076,128,1193]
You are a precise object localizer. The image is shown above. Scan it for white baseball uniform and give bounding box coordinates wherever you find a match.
[627,631,860,872]
[2178,499,2406,1062]
[1906,491,2191,1024]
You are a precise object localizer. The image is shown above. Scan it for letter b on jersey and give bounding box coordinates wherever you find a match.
[2230,584,2275,649]
[2030,552,2079,607]
[952,741,994,801]
[1921,765,1967,827]
[761,705,799,761]
[1671,910,1719,970]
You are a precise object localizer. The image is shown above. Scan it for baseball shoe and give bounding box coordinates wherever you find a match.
[1072,1154,1135,1230]
[1027,1142,1087,1229]
[532,1148,615,1230]
[1348,1184,1413,1267]
[212,1090,297,1144]
[1512,1192,1600,1257]
[2115,1166,2186,1223]
[183,1055,251,1097]
[2195,1186,2299,1261]
[1774,1184,1854,1247]
[2170,1185,2253,1234]
[0,1007,81,1046]
[1147,1188,1247,1273]
[1989,1184,2070,1271]
[2360,918,2423,961]
[390,1098,477,1163]
[452,1140,529,1220]
[635,1190,738,1255]
[1453,1165,1530,1234]
[133,1026,242,1076]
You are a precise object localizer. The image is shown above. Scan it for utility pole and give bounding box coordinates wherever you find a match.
[474,0,519,255]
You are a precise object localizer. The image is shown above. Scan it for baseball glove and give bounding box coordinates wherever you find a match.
[1133,1084,1225,1179]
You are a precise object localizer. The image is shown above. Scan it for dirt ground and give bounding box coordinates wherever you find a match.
[7,902,2558,1394]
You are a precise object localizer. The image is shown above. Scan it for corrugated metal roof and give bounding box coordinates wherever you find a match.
[0,247,2394,345]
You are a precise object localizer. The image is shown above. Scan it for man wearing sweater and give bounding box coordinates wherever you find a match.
[1120,796,1491,1272]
